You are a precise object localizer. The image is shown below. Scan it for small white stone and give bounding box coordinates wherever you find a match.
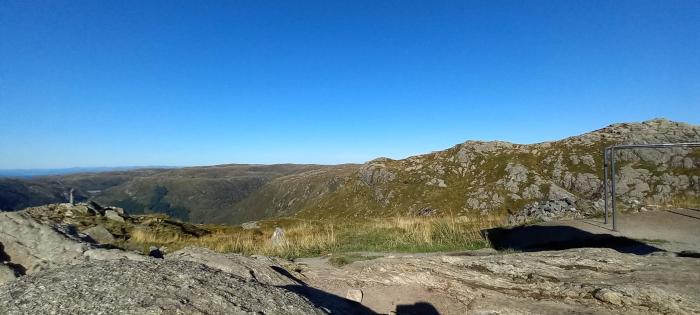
[345,289,363,303]
[594,288,623,306]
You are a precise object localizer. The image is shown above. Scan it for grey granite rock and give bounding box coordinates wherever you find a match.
[82,225,115,244]
[0,211,147,274]
[0,259,326,315]
[166,246,295,286]
[103,209,125,222]
[0,263,17,285]
[300,247,700,314]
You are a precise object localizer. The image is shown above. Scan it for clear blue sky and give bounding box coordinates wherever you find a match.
[1,1,698,168]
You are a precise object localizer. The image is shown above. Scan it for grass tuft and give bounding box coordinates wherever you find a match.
[125,214,504,258]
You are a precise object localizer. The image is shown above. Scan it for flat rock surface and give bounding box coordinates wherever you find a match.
[0,259,326,315]
[166,246,297,286]
[294,248,700,314]
[0,264,17,285]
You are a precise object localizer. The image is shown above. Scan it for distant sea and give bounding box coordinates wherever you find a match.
[0,166,174,178]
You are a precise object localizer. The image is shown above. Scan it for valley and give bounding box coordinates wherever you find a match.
[1,118,698,226]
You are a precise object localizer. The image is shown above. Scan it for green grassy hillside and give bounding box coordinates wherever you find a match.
[2,119,698,224]
[217,118,700,223]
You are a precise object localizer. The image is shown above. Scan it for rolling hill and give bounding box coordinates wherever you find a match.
[1,118,698,224]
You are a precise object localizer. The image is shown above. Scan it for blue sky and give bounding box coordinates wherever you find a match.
[1,1,698,168]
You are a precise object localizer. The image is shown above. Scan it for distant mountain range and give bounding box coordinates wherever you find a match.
[1,118,698,224]
[0,166,174,178]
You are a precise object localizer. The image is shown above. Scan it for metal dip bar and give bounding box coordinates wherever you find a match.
[603,142,700,231]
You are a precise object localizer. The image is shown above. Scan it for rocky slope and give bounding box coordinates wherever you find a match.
[1,119,698,224]
[223,118,700,224]
[1,206,698,314]
[0,259,325,315]
[0,208,327,314]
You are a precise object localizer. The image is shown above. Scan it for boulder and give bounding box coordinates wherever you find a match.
[418,207,435,217]
[241,221,259,229]
[359,163,396,186]
[0,211,90,274]
[0,211,148,274]
[106,206,125,215]
[508,197,581,225]
[82,225,115,244]
[594,288,623,306]
[548,184,577,203]
[346,289,363,303]
[71,204,94,216]
[103,210,124,223]
[166,246,296,286]
[271,227,286,247]
[0,259,327,315]
[86,201,105,215]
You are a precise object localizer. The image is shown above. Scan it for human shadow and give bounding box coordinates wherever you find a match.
[481,225,664,255]
[280,285,377,315]
[271,265,376,314]
[666,210,700,220]
[396,302,440,315]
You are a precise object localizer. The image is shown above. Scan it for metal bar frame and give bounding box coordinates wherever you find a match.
[603,149,608,224]
[602,142,700,231]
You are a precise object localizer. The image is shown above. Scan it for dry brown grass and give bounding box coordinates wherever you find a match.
[127,214,504,258]
[667,195,700,209]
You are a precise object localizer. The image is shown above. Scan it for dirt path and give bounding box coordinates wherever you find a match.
[546,208,700,253]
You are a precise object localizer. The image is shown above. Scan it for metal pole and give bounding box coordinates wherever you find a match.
[603,148,608,224]
[600,142,699,232]
[610,148,617,231]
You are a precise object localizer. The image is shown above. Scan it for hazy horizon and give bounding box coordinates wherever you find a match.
[2,1,698,169]
[0,117,696,171]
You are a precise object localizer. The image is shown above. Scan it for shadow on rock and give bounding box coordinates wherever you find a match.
[280,285,377,315]
[396,302,440,315]
[270,265,307,285]
[482,225,663,255]
[0,242,27,276]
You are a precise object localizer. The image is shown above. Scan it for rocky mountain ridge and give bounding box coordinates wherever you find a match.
[223,118,700,224]
[1,118,698,225]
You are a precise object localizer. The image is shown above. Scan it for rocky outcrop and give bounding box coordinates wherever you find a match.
[82,225,115,244]
[0,210,146,275]
[359,161,396,186]
[298,247,700,314]
[508,197,583,224]
[0,259,326,315]
[295,118,699,223]
[166,247,296,286]
[0,208,328,314]
[0,211,91,274]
